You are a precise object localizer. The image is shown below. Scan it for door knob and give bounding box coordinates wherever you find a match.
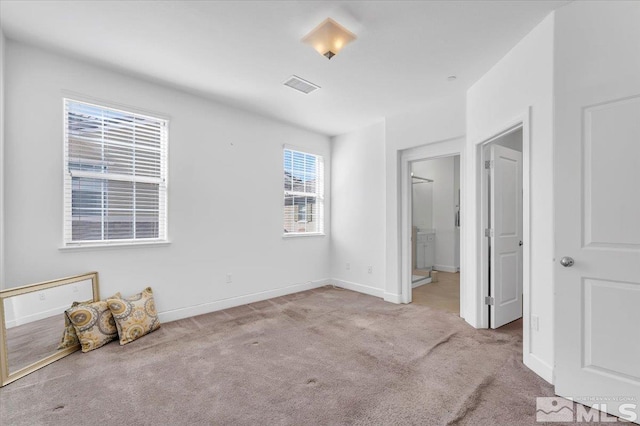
[560,257,574,267]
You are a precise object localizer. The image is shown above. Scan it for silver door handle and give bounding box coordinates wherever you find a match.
[560,257,574,267]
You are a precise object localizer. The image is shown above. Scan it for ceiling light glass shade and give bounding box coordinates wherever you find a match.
[302,18,356,60]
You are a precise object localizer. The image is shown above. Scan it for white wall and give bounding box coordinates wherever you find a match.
[330,121,386,297]
[466,13,555,382]
[0,25,5,291]
[385,95,466,301]
[330,98,465,304]
[411,156,458,272]
[411,169,433,232]
[3,41,331,322]
[430,157,455,272]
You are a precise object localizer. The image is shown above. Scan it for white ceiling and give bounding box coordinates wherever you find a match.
[0,0,569,136]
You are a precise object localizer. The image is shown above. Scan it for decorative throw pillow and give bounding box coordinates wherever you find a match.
[107,287,160,345]
[57,293,122,350]
[65,300,119,353]
[56,300,82,350]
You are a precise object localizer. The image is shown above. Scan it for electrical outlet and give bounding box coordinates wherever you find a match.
[367,266,373,274]
[346,263,350,270]
[39,292,46,301]
[226,273,232,283]
[531,315,539,331]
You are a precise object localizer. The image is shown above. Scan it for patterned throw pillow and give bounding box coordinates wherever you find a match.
[65,300,119,353]
[57,293,121,350]
[56,300,82,350]
[107,287,160,345]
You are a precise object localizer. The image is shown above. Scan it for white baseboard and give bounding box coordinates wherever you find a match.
[158,276,405,324]
[10,305,69,328]
[524,352,554,384]
[412,277,432,288]
[158,278,330,323]
[433,265,458,273]
[384,292,402,304]
[330,279,385,299]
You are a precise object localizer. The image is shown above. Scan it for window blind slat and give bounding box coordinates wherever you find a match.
[64,99,168,245]
[283,148,323,234]
[67,134,163,153]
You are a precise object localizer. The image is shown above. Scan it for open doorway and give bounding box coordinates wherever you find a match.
[410,155,461,314]
[399,136,465,315]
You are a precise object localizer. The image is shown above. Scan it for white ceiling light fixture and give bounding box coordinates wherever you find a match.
[302,18,357,60]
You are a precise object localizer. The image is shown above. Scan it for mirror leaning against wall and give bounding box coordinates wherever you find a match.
[0,272,99,386]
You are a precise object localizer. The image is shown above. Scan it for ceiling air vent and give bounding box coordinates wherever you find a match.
[283,75,320,94]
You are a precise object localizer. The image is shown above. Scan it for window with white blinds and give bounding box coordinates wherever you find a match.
[283,148,324,235]
[63,99,168,246]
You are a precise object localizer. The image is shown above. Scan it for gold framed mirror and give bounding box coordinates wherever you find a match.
[0,272,99,386]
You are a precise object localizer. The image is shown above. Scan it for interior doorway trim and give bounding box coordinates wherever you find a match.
[399,136,465,317]
[474,108,532,363]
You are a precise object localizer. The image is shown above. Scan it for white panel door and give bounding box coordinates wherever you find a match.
[555,94,640,422]
[554,3,640,422]
[490,145,523,329]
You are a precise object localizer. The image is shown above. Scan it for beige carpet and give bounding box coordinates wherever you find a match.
[1,286,559,425]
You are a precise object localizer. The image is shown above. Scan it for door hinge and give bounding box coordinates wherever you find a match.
[484,228,494,238]
[484,160,494,169]
[485,296,494,306]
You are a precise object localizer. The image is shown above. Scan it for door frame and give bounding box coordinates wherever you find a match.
[474,110,532,351]
[399,137,465,315]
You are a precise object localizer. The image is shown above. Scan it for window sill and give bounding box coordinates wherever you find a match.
[282,233,325,239]
[59,240,171,252]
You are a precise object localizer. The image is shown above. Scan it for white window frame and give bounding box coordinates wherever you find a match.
[283,147,325,237]
[62,98,169,248]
